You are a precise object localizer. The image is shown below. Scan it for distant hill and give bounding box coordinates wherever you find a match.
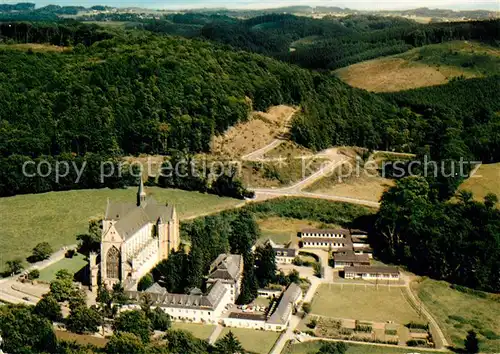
[336,41,500,92]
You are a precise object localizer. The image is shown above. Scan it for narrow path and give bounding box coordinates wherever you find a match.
[208,324,223,345]
[271,277,321,354]
[241,109,296,162]
[404,280,449,349]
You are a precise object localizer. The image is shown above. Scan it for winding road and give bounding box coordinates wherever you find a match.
[240,112,381,208]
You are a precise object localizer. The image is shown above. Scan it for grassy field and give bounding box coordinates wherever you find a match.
[218,327,280,354]
[0,188,241,267]
[305,158,394,202]
[413,278,500,353]
[283,340,445,354]
[336,41,500,92]
[310,284,421,324]
[37,253,88,282]
[55,330,108,348]
[257,216,342,247]
[171,322,216,340]
[458,163,500,204]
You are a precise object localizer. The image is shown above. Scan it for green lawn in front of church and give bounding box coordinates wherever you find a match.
[37,252,88,282]
[0,187,243,272]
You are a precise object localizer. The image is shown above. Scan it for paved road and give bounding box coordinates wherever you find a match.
[251,189,380,209]
[247,147,380,209]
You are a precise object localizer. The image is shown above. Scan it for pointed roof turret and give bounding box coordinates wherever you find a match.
[137,177,147,207]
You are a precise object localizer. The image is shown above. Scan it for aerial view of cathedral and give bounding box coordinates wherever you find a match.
[90,180,180,290]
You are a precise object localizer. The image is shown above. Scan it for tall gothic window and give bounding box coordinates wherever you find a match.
[106,246,120,279]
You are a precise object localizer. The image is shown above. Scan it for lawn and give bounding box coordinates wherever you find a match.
[37,253,88,282]
[55,330,108,348]
[458,163,500,205]
[171,322,215,341]
[283,340,445,354]
[310,284,421,324]
[0,187,241,267]
[218,327,280,354]
[413,278,500,353]
[305,156,394,202]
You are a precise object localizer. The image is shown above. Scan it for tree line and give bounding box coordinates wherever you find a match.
[374,176,500,293]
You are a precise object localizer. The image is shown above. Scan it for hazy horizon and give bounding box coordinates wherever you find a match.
[6,0,499,11]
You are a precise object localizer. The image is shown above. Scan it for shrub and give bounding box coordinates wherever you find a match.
[479,329,500,340]
[448,315,467,323]
[302,302,311,314]
[355,325,372,332]
[137,273,154,292]
[27,269,40,280]
[450,284,488,299]
[30,242,53,262]
[407,339,427,347]
[306,319,317,329]
[65,249,76,258]
[405,321,429,330]
[340,328,354,335]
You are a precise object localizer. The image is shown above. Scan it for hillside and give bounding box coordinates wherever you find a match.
[336,41,500,92]
[0,25,397,159]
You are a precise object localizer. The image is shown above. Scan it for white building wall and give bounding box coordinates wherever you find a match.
[276,256,294,264]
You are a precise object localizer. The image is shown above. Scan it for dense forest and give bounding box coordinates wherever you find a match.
[374,177,500,293]
[146,14,500,70]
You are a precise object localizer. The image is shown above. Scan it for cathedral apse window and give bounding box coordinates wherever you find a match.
[106,246,121,279]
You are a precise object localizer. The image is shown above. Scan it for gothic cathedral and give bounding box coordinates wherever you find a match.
[90,180,180,291]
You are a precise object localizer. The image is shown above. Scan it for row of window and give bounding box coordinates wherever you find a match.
[303,233,345,238]
[303,241,345,247]
[345,273,399,278]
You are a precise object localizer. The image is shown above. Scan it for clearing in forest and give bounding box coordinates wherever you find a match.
[336,41,500,92]
[210,105,296,159]
[305,148,395,202]
[0,43,71,52]
[458,162,500,204]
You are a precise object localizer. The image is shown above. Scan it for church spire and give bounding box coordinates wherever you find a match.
[137,177,146,207]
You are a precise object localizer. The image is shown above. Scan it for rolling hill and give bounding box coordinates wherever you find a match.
[336,41,500,92]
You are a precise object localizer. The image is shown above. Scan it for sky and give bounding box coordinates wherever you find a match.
[4,0,500,11]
